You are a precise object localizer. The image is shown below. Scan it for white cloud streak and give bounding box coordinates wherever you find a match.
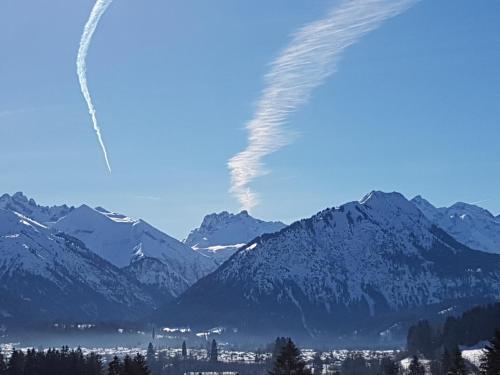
[77,0,113,173]
[228,0,418,211]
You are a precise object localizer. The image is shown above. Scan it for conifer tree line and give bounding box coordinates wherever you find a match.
[0,347,149,375]
[407,303,500,357]
[1,330,499,375]
[406,327,500,375]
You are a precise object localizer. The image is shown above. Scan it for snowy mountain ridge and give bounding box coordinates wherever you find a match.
[167,191,500,336]
[0,192,218,301]
[411,195,500,253]
[0,192,73,225]
[53,204,216,288]
[184,210,286,264]
[0,208,155,323]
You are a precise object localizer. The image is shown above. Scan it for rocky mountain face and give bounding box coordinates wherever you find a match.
[165,192,500,338]
[0,192,73,225]
[0,208,155,325]
[123,257,189,299]
[184,210,286,264]
[411,196,500,254]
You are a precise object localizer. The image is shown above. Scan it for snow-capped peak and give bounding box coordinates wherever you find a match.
[184,210,286,264]
[359,190,421,214]
[185,210,286,248]
[411,196,500,253]
[168,191,500,336]
[53,204,216,286]
[0,208,155,322]
[0,192,73,224]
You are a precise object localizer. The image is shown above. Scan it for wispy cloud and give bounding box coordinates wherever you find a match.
[0,108,38,118]
[228,0,417,211]
[133,195,162,201]
[471,199,491,206]
[77,0,113,173]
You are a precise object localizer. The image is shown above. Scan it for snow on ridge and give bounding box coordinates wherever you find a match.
[411,195,500,254]
[53,203,216,289]
[0,192,74,225]
[185,210,286,247]
[213,191,500,314]
[184,210,286,266]
[0,208,153,313]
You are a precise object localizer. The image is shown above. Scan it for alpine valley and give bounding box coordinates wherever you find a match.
[1,191,500,342]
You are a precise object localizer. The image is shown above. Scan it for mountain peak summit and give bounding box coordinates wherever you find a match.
[0,192,73,224]
[412,195,500,253]
[184,210,286,264]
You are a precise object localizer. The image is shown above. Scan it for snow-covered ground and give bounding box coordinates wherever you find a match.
[461,348,485,368]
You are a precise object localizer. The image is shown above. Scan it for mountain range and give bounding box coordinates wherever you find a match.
[0,192,287,325]
[53,204,214,294]
[0,208,154,324]
[1,190,499,339]
[411,196,500,254]
[163,191,500,338]
[184,210,286,264]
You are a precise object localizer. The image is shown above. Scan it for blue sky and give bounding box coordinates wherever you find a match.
[1,0,499,238]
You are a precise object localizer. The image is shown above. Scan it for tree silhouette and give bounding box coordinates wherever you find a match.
[380,356,399,375]
[146,343,156,371]
[0,353,6,372]
[7,349,25,375]
[269,338,311,375]
[448,346,466,375]
[408,356,425,375]
[182,341,187,358]
[108,356,123,375]
[210,340,218,363]
[132,354,150,375]
[481,330,500,375]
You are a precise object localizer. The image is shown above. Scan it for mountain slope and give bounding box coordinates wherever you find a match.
[123,257,189,299]
[0,209,155,324]
[0,192,73,225]
[53,205,215,287]
[166,192,500,337]
[412,196,500,253]
[184,210,286,264]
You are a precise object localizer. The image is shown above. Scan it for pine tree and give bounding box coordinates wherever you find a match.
[181,341,187,359]
[440,348,452,375]
[408,356,425,375]
[23,348,38,375]
[123,355,134,375]
[0,352,6,372]
[380,356,399,375]
[448,346,466,375]
[146,343,156,368]
[269,338,311,375]
[85,352,103,375]
[407,320,435,358]
[210,340,218,363]
[133,353,150,375]
[272,338,288,361]
[7,349,25,375]
[481,330,500,375]
[108,356,123,375]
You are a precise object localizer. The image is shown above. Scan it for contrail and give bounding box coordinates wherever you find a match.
[77,0,113,173]
[228,0,418,211]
